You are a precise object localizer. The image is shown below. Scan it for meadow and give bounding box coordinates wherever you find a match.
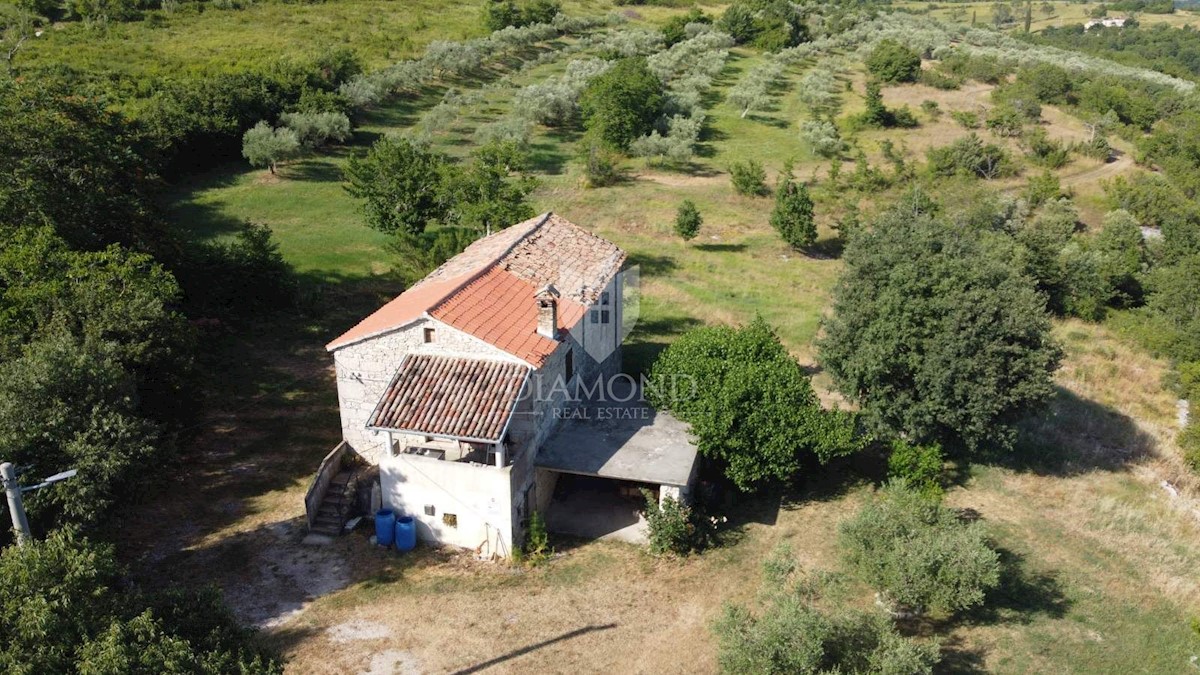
[19,1,1200,671]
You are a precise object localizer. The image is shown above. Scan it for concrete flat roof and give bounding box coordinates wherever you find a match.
[534,381,699,487]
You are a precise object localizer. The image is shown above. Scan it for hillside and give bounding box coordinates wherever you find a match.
[6,0,1200,672]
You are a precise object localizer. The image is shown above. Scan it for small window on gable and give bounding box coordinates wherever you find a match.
[565,348,575,382]
[443,513,458,528]
[423,327,435,343]
[600,291,610,306]
[590,309,599,324]
[601,310,610,324]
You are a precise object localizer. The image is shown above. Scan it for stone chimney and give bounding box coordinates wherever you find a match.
[535,284,560,340]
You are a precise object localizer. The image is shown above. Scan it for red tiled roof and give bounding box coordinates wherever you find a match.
[326,213,626,362]
[367,354,529,442]
[430,267,586,367]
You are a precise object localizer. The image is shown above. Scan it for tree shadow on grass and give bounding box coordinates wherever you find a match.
[282,159,344,184]
[694,242,747,253]
[959,546,1071,626]
[1000,386,1158,477]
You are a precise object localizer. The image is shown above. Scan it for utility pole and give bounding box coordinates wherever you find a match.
[1,462,31,545]
[1,462,77,546]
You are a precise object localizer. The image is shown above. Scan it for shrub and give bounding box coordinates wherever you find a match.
[887,440,945,499]
[920,68,963,90]
[713,545,941,674]
[1024,128,1070,169]
[866,39,922,83]
[675,199,702,241]
[926,133,1015,180]
[839,483,1001,615]
[578,57,666,150]
[920,99,941,119]
[770,175,816,249]
[799,120,844,158]
[986,103,1027,138]
[1182,421,1200,473]
[729,159,767,196]
[1025,170,1063,207]
[950,110,980,128]
[582,141,621,187]
[648,317,862,491]
[642,490,708,556]
[819,205,1061,452]
[519,511,552,565]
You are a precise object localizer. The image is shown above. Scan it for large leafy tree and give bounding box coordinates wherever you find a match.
[865,39,922,83]
[0,79,165,252]
[442,140,537,235]
[647,317,861,491]
[818,206,1061,452]
[343,136,451,236]
[0,530,281,674]
[578,57,665,150]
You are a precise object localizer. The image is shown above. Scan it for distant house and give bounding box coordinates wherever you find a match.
[1085,16,1128,29]
[308,213,699,558]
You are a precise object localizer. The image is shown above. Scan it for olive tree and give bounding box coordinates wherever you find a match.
[241,121,299,174]
[713,545,941,674]
[839,483,1001,615]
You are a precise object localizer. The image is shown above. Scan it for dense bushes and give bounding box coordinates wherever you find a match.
[866,39,922,83]
[819,202,1061,453]
[926,133,1015,179]
[840,483,1001,615]
[0,79,166,252]
[729,159,768,196]
[481,0,560,31]
[647,317,861,491]
[578,57,665,150]
[713,545,940,674]
[717,0,808,51]
[0,529,281,674]
[141,48,362,177]
[345,138,535,238]
[641,490,710,556]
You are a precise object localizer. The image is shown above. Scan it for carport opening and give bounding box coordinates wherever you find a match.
[543,474,658,544]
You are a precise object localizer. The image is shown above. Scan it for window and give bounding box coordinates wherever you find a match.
[600,310,610,324]
[590,309,599,324]
[600,291,610,306]
[423,327,435,343]
[565,348,574,382]
[443,513,458,528]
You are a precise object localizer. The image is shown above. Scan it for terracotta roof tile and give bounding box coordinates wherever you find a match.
[327,213,622,359]
[367,354,529,442]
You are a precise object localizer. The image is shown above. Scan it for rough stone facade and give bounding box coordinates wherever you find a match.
[331,275,624,557]
[332,318,523,463]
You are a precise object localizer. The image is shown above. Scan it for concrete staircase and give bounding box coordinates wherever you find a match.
[310,470,354,536]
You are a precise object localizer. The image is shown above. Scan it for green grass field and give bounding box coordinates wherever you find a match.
[30,1,1200,671]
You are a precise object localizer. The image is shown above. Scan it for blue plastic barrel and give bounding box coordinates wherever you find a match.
[394,516,416,552]
[374,509,396,547]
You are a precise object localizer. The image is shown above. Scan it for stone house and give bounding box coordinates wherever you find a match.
[310,213,699,557]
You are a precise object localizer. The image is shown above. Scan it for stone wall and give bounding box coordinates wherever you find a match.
[331,318,524,463]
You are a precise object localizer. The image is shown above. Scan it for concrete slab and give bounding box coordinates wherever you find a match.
[543,475,648,544]
[534,380,698,487]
